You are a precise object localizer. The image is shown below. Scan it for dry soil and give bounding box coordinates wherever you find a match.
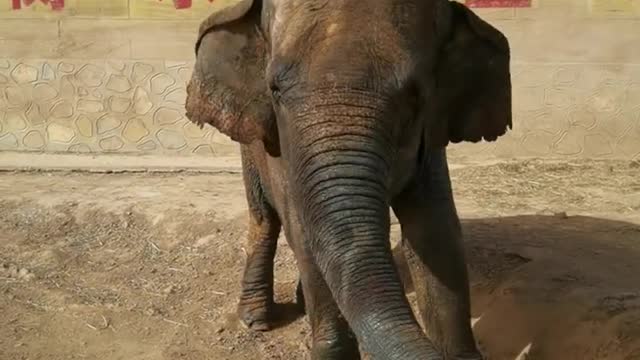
[1,159,639,360]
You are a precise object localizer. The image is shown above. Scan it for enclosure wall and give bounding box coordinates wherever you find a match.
[0,0,639,160]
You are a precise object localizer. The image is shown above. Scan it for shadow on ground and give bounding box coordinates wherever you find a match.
[394,215,640,360]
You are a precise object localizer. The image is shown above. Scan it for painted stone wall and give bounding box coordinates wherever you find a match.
[0,0,241,156]
[0,0,639,159]
[0,59,239,156]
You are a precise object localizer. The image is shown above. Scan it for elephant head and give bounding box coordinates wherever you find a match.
[186,0,511,358]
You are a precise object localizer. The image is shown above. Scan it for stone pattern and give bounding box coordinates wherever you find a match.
[0,59,237,156]
[1,59,638,159]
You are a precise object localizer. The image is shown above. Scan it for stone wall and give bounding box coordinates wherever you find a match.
[0,0,639,160]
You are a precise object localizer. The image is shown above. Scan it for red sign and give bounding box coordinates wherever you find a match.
[172,0,192,9]
[11,0,217,11]
[157,0,215,10]
[158,0,194,9]
[12,0,65,10]
[465,0,531,7]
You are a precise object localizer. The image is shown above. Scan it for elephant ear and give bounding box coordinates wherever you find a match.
[428,1,512,148]
[186,0,279,153]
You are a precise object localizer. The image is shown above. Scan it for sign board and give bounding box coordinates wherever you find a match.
[1,0,243,18]
[1,0,129,17]
[11,0,64,11]
[588,0,635,15]
[130,0,242,19]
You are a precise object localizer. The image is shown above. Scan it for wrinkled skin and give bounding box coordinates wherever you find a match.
[185,0,512,359]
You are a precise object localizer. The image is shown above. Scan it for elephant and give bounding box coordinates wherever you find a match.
[185,0,512,359]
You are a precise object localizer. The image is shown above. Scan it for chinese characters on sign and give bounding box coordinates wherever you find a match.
[9,0,218,12]
[465,0,531,7]
[11,0,64,11]
[159,0,192,9]
[157,0,215,10]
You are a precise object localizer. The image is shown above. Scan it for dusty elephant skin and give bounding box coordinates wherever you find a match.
[185,0,512,359]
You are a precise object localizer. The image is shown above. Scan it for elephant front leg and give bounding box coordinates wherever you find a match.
[238,151,281,331]
[392,150,481,360]
[297,256,361,360]
[237,208,280,331]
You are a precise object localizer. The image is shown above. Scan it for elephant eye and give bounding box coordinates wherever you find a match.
[269,81,281,102]
[267,59,297,103]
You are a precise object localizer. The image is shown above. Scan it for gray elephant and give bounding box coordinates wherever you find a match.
[185,0,512,359]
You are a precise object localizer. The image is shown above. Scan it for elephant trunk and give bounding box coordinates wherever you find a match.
[289,92,442,359]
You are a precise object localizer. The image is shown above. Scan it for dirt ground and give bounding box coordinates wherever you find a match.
[1,159,639,360]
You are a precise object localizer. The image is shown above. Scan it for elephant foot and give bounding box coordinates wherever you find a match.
[311,339,361,360]
[237,300,272,332]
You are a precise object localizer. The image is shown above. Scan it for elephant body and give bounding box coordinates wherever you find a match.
[185,1,512,359]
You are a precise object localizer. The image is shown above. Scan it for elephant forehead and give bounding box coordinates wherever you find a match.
[270,1,406,57]
[270,0,335,52]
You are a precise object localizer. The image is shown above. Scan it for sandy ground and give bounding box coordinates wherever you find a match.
[1,159,639,360]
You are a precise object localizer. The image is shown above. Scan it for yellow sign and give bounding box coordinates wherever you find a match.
[589,0,637,16]
[0,0,61,17]
[130,0,244,19]
[0,0,243,19]
[0,0,128,18]
[69,0,129,17]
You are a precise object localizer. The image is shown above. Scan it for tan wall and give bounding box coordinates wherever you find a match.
[0,0,639,160]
